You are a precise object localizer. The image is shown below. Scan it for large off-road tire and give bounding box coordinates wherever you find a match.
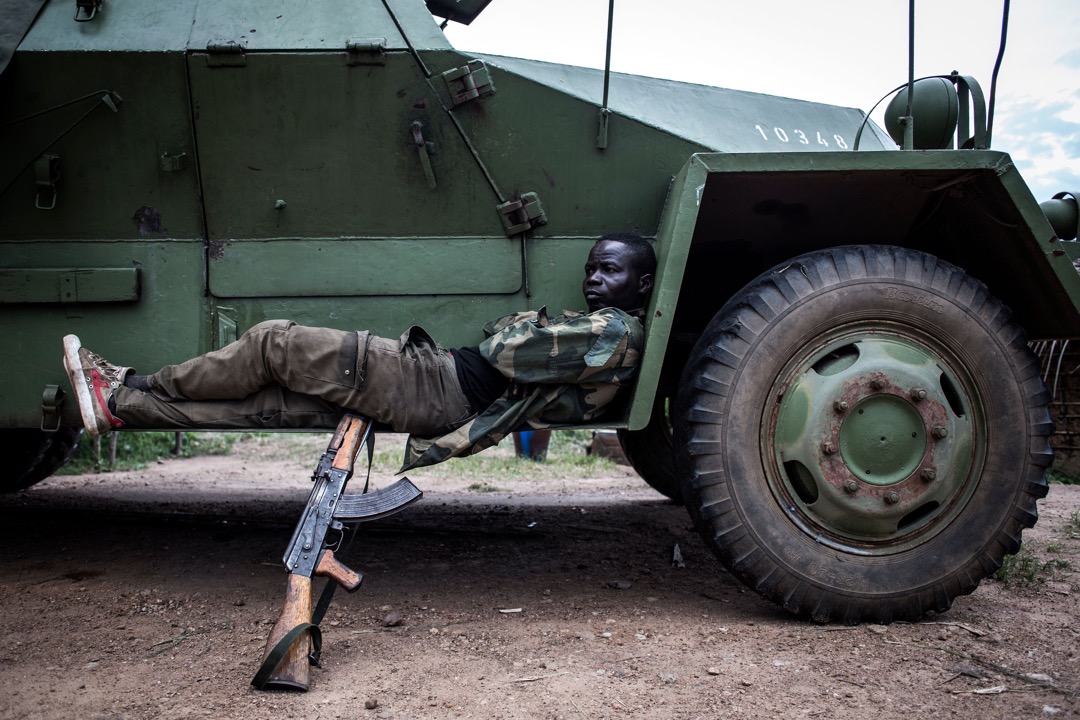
[617,393,682,503]
[675,245,1052,624]
[1,428,83,492]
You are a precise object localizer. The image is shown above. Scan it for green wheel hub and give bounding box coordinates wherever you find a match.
[769,331,980,554]
[840,395,925,486]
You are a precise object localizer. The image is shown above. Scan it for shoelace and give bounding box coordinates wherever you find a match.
[83,349,127,388]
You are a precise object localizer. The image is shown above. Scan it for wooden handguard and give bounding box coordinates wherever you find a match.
[259,574,314,690]
[331,414,369,471]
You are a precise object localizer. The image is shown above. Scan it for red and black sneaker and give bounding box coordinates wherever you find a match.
[62,334,132,437]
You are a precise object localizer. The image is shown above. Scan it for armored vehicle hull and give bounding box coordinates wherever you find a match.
[3,0,1079,623]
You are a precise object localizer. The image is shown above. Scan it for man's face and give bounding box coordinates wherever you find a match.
[582,240,653,313]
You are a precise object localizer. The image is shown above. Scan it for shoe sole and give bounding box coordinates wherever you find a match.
[62,334,102,438]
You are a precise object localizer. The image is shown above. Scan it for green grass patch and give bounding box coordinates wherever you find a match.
[57,427,620,482]
[467,482,506,493]
[1068,510,1080,540]
[992,546,1071,589]
[1047,467,1080,485]
[405,429,619,485]
[59,431,251,474]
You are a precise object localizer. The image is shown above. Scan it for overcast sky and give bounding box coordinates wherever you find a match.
[444,0,1080,203]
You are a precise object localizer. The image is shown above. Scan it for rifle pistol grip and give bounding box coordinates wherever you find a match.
[315,548,363,592]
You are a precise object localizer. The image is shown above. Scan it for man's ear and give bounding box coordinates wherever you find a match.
[639,273,654,296]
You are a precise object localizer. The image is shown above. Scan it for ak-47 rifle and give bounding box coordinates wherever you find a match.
[252,413,422,691]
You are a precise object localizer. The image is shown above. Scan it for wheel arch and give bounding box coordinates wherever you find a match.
[628,150,1080,431]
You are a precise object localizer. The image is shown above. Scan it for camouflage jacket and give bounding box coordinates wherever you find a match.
[401,306,643,470]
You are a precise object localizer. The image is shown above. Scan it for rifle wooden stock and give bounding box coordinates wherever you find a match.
[260,574,314,690]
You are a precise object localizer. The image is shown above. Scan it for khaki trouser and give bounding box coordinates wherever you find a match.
[112,320,473,434]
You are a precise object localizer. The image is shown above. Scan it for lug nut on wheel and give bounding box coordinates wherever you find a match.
[910,387,927,401]
[932,426,948,439]
[833,400,848,413]
[822,442,838,455]
[843,479,859,494]
[884,491,900,505]
[921,469,936,482]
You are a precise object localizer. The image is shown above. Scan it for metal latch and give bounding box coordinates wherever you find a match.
[497,192,547,236]
[346,38,386,66]
[442,60,495,106]
[74,0,101,22]
[411,121,437,189]
[159,151,187,172]
[206,41,247,68]
[41,385,65,432]
[35,154,60,210]
[597,108,611,150]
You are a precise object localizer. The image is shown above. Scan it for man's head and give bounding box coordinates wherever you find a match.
[582,232,656,313]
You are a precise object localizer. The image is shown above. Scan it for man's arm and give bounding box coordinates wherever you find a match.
[479,308,644,385]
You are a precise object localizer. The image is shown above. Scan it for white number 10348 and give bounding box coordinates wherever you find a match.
[755,124,849,150]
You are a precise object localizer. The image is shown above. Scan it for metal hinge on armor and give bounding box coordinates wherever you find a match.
[346,38,386,66]
[442,60,495,106]
[206,41,247,68]
[497,192,547,236]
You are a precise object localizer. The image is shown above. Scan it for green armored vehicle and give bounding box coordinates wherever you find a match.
[3,0,1079,624]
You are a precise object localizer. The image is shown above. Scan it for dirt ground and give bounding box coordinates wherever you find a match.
[1,433,1078,720]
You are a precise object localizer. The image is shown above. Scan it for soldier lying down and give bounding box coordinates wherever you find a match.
[62,233,655,471]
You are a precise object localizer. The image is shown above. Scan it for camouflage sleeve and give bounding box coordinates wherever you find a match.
[482,309,541,338]
[478,307,642,385]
